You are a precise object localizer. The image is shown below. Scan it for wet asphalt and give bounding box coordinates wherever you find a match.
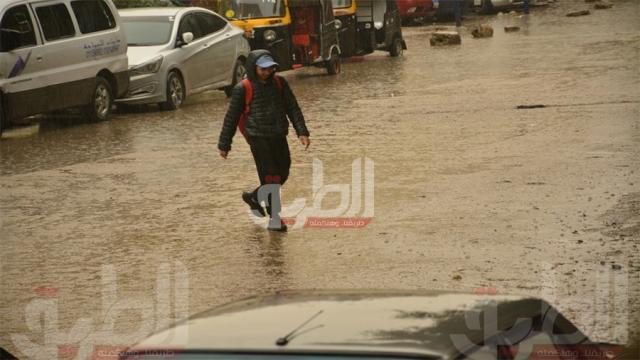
[1,0,639,358]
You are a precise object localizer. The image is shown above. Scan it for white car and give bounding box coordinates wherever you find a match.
[118,7,250,110]
[120,290,612,360]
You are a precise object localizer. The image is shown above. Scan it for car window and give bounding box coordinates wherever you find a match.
[331,0,352,9]
[194,12,227,36]
[122,16,174,46]
[0,5,37,52]
[70,0,116,34]
[229,0,286,20]
[35,3,75,41]
[178,13,203,40]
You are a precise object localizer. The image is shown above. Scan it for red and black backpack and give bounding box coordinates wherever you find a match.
[237,76,284,143]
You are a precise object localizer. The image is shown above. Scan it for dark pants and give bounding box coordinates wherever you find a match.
[248,136,291,216]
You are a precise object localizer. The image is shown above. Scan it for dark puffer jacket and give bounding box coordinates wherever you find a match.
[218,50,309,152]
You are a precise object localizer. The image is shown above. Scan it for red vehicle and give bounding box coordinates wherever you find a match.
[397,0,434,25]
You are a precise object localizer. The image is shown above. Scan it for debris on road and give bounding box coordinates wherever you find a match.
[504,26,521,32]
[471,24,493,38]
[430,31,461,46]
[517,104,547,109]
[566,10,591,17]
[530,0,551,7]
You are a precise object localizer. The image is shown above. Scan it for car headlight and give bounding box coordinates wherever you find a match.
[130,56,163,76]
[334,19,342,29]
[264,29,277,42]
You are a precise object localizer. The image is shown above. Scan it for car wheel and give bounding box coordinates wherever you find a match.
[160,71,184,111]
[85,76,113,122]
[224,59,247,97]
[325,49,341,75]
[389,37,404,57]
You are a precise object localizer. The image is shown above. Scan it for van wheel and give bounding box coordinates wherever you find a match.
[86,76,113,122]
[389,37,403,57]
[224,59,246,97]
[325,49,341,75]
[160,71,184,111]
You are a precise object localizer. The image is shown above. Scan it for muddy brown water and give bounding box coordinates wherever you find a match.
[1,1,639,358]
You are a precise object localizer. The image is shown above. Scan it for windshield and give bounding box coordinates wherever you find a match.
[228,0,285,19]
[331,0,352,9]
[121,16,174,46]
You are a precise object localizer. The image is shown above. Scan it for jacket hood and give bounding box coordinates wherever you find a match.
[245,49,276,82]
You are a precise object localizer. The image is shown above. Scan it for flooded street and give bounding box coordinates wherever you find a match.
[1,0,639,358]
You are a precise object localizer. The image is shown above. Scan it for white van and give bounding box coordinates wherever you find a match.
[0,0,128,135]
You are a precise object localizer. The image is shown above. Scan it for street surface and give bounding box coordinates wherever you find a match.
[1,0,638,358]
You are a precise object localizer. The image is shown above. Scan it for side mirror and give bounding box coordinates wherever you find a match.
[178,32,194,47]
[182,32,194,44]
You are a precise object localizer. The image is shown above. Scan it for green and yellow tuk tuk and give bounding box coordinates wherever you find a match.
[331,0,358,57]
[225,0,342,74]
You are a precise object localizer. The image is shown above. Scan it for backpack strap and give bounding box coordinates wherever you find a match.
[238,78,253,143]
[273,75,283,92]
[237,76,283,143]
[242,78,253,113]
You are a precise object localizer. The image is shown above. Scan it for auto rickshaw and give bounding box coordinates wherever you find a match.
[331,0,358,57]
[355,0,406,56]
[332,0,406,57]
[224,0,342,74]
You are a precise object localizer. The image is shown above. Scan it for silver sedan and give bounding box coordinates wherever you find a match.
[117,7,250,109]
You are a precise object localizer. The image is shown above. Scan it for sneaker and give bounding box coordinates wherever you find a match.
[268,220,288,232]
[242,192,266,217]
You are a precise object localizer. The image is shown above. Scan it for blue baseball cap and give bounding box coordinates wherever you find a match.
[256,55,279,68]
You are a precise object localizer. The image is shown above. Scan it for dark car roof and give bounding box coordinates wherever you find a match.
[126,289,587,359]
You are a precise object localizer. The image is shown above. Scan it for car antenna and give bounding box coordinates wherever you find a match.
[276,310,324,347]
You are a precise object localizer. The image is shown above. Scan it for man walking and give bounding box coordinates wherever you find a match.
[218,50,310,232]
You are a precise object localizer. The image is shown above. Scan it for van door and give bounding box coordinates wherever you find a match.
[29,1,95,110]
[0,2,48,121]
[68,0,127,98]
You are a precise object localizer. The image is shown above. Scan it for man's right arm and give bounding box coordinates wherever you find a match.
[218,83,246,152]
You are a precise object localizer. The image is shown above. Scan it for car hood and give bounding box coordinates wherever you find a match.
[127,45,168,68]
[124,289,593,358]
